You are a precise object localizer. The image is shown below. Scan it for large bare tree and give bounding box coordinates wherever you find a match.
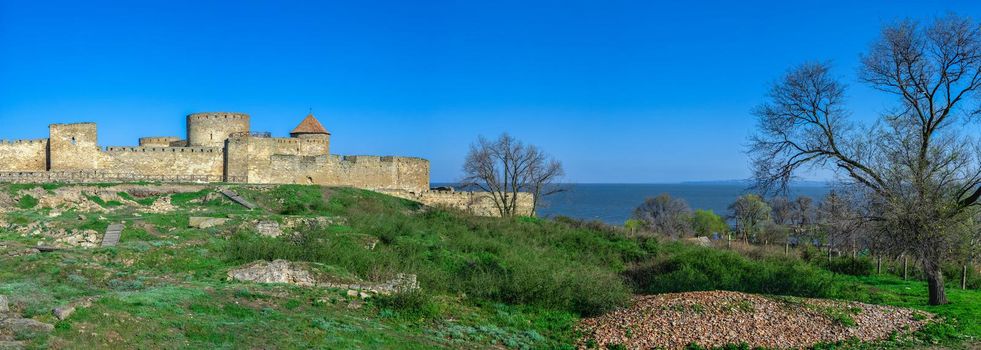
[632,193,693,237]
[750,15,981,305]
[462,133,564,217]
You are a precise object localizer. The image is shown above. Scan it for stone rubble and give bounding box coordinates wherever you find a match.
[255,221,283,237]
[577,290,931,350]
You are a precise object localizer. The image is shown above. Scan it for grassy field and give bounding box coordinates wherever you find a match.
[0,183,977,349]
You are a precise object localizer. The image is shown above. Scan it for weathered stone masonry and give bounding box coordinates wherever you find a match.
[0,112,533,216]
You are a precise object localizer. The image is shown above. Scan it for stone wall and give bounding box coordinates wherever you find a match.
[0,139,48,171]
[101,146,224,177]
[187,112,250,147]
[382,189,535,217]
[0,171,225,183]
[49,123,101,171]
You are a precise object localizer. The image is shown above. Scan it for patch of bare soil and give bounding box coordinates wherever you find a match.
[577,291,931,350]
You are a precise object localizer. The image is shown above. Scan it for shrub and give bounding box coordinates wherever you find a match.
[373,290,439,319]
[16,195,38,209]
[627,242,837,298]
[822,256,874,276]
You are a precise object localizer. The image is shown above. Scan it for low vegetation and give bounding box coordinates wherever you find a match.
[0,183,977,349]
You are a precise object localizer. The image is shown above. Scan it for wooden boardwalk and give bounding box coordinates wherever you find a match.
[101,223,124,247]
[220,189,257,210]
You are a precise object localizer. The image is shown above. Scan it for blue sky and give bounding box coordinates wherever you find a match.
[1,1,979,183]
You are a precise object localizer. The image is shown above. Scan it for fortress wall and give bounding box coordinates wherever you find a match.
[381,190,535,217]
[225,136,251,182]
[320,156,429,193]
[49,123,102,171]
[244,152,429,193]
[395,157,430,193]
[187,112,250,147]
[231,136,332,184]
[101,147,224,177]
[0,139,48,171]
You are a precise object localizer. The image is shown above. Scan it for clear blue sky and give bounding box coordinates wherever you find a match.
[1,1,978,183]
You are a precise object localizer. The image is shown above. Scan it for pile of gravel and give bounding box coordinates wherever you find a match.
[578,291,930,349]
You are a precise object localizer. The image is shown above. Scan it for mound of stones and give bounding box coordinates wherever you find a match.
[578,290,931,350]
[227,260,418,297]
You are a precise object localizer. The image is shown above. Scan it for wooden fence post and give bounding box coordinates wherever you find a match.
[903,255,909,281]
[963,265,968,290]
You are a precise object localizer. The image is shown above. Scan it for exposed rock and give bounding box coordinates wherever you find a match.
[0,192,12,210]
[227,260,316,286]
[228,260,418,295]
[685,236,712,247]
[255,221,283,237]
[52,306,75,321]
[188,217,229,229]
[0,318,54,335]
[281,216,335,230]
[0,295,8,315]
[50,229,101,248]
[143,196,176,213]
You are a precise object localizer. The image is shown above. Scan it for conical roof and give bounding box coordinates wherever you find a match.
[290,113,330,135]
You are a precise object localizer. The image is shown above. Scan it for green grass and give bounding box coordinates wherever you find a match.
[0,182,977,349]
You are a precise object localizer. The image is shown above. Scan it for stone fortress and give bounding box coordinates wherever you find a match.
[0,112,532,216]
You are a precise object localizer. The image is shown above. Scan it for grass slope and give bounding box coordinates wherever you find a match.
[0,183,977,349]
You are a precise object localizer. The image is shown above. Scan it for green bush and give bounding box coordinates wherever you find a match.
[16,195,38,209]
[822,256,874,276]
[627,242,837,298]
[373,290,439,319]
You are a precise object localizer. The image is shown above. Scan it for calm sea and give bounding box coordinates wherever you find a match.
[535,183,831,225]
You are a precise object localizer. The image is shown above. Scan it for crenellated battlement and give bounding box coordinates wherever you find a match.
[0,138,48,145]
[105,146,223,153]
[139,136,182,146]
[186,112,250,121]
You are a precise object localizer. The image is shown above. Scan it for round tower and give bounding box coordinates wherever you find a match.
[186,112,250,147]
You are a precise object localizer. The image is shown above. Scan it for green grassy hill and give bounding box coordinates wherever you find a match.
[0,184,977,349]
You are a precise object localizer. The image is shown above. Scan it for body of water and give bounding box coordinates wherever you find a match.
[536,183,831,225]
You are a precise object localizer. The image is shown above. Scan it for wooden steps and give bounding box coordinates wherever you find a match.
[101,223,124,247]
[220,189,257,210]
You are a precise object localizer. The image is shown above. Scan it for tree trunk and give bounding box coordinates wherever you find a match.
[923,260,948,305]
[963,265,968,290]
[876,256,881,275]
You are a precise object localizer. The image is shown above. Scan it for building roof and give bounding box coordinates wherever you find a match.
[290,114,330,135]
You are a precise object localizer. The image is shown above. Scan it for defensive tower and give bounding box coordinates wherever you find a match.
[186,112,250,147]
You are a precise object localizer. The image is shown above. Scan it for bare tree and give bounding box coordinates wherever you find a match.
[769,196,795,251]
[792,196,816,246]
[462,133,564,217]
[632,193,692,237]
[817,190,865,259]
[750,15,981,304]
[728,194,771,243]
